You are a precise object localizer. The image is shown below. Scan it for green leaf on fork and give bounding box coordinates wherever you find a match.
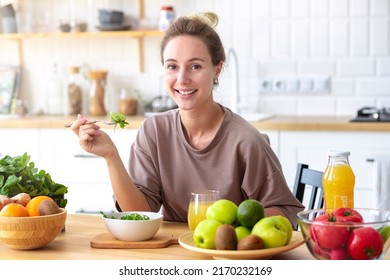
[108,112,129,130]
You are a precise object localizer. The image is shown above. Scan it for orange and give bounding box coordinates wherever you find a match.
[25,196,53,216]
[0,203,29,217]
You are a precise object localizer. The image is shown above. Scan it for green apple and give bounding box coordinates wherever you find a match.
[272,215,293,245]
[193,219,222,249]
[235,226,251,242]
[251,216,287,248]
[206,199,238,225]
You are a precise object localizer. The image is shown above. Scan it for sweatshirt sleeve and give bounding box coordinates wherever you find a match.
[239,133,304,229]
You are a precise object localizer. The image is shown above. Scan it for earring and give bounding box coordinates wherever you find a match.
[213,79,219,86]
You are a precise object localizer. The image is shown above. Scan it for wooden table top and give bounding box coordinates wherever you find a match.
[0,214,310,260]
[1,214,388,260]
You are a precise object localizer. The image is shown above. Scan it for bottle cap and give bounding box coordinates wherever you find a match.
[161,5,174,11]
[327,150,350,157]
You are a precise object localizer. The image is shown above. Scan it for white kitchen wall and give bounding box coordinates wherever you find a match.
[0,0,389,116]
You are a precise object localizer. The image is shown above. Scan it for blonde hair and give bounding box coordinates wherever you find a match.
[160,12,226,67]
[187,12,219,29]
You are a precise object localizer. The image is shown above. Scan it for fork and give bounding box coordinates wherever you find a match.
[64,120,116,128]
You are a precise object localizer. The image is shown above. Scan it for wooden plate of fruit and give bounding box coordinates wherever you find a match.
[178,231,304,260]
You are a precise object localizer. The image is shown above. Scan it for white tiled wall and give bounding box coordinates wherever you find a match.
[1,0,389,116]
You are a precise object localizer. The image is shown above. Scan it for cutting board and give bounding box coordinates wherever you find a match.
[90,232,180,249]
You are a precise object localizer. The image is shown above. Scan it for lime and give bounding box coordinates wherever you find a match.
[236,199,265,228]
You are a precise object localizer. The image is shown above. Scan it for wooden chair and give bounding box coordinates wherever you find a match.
[292,163,324,210]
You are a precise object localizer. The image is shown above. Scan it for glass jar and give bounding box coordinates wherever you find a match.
[15,99,28,116]
[118,88,138,116]
[87,70,108,116]
[322,150,355,213]
[46,63,64,115]
[67,66,83,115]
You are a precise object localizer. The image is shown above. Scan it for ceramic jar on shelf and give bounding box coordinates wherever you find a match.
[87,70,108,116]
[158,5,175,31]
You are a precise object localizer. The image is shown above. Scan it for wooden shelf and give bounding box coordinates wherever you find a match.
[0,0,162,71]
[0,30,164,39]
[0,29,164,71]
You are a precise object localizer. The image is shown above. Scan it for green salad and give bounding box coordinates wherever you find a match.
[100,211,150,221]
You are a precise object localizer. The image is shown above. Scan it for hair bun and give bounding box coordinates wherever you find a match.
[188,12,219,28]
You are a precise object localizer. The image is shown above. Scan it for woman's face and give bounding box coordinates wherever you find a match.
[162,35,222,112]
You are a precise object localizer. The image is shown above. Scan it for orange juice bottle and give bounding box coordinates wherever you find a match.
[322,150,355,213]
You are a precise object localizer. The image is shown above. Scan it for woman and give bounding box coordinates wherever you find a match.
[70,12,304,228]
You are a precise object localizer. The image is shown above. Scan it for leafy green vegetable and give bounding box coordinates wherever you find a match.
[108,112,129,129]
[0,152,68,208]
[99,211,150,220]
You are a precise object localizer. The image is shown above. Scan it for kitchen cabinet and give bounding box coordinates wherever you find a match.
[279,131,390,209]
[0,0,164,72]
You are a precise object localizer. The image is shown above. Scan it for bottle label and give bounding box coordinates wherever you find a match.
[323,162,355,212]
[334,195,353,208]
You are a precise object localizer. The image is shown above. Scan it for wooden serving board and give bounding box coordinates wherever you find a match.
[90,232,179,249]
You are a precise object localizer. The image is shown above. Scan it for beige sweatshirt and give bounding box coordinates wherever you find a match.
[124,105,304,228]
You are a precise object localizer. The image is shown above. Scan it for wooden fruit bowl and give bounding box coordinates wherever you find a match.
[0,208,67,250]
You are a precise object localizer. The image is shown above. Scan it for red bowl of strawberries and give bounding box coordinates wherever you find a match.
[297,208,390,260]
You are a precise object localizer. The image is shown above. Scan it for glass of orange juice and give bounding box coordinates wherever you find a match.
[187,190,220,231]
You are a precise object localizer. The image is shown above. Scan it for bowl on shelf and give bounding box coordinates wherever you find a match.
[101,211,163,242]
[98,9,124,25]
[297,208,390,260]
[71,20,87,32]
[58,21,71,32]
[0,208,67,250]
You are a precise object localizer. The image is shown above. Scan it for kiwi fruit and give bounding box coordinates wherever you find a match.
[215,224,238,250]
[237,234,264,250]
[38,199,61,216]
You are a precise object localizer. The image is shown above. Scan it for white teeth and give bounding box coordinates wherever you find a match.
[178,90,196,95]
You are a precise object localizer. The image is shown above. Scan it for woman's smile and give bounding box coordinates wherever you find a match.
[175,89,198,96]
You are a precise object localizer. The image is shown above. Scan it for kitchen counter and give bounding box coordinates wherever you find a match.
[1,115,390,131]
[256,115,390,131]
[0,213,314,260]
